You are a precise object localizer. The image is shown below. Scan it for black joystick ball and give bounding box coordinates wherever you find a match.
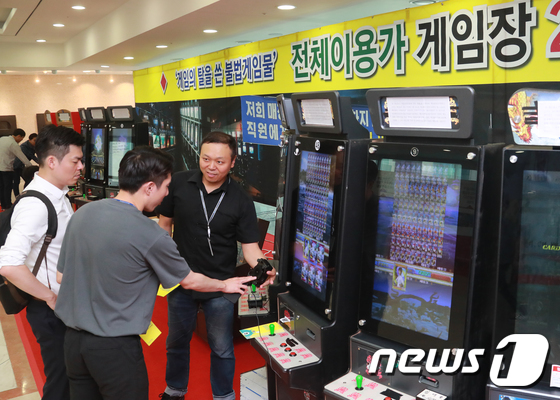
[247,258,273,287]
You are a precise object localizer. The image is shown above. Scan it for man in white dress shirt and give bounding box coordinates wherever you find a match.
[0,124,85,400]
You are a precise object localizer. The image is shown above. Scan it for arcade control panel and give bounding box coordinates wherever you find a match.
[253,326,320,370]
[325,372,416,400]
[238,286,269,316]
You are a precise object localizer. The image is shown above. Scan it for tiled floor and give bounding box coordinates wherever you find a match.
[0,308,40,400]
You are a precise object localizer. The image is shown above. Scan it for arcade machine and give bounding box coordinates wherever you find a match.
[487,88,560,400]
[251,91,371,399]
[324,86,503,400]
[54,109,74,128]
[80,106,149,199]
[81,106,110,200]
[104,105,149,198]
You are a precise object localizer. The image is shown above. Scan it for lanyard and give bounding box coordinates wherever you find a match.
[199,186,227,256]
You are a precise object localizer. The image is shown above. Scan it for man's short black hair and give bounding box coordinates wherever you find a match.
[13,128,26,138]
[35,125,85,167]
[201,131,237,160]
[29,133,38,141]
[118,146,173,193]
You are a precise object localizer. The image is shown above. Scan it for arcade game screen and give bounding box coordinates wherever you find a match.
[90,128,105,180]
[108,128,134,187]
[516,169,560,364]
[292,150,336,302]
[371,159,463,341]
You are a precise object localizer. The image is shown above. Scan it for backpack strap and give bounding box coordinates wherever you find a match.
[11,190,58,277]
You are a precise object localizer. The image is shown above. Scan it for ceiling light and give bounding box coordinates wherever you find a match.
[83,70,91,73]
[409,0,436,4]
[124,56,134,60]
[53,23,65,27]
[203,29,217,33]
[156,45,168,49]
[101,65,109,68]
[278,5,296,10]
[72,5,85,10]
[36,39,46,42]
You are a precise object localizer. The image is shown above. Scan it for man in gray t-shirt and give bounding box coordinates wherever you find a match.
[55,147,253,400]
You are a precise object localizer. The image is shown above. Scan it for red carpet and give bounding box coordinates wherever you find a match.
[16,295,267,399]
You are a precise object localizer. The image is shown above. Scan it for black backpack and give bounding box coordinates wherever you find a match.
[0,190,58,314]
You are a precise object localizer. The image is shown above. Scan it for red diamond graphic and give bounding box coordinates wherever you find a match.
[160,72,168,94]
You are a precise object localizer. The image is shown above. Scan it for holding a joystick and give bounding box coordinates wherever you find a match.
[156,132,276,400]
[247,258,275,287]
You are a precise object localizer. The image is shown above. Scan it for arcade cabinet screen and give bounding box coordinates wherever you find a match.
[300,99,334,127]
[292,150,336,302]
[371,159,464,341]
[108,128,134,187]
[90,128,105,180]
[516,169,560,365]
[380,96,460,130]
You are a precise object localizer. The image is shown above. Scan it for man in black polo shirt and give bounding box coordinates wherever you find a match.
[158,131,276,400]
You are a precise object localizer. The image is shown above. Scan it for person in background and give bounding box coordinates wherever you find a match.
[13,132,39,196]
[158,131,276,400]
[22,165,40,188]
[0,129,33,210]
[0,125,85,400]
[55,146,255,400]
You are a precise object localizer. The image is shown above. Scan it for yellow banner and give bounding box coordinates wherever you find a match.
[134,0,560,103]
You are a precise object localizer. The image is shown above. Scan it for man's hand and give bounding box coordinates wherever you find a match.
[222,276,255,294]
[46,292,57,310]
[260,267,277,288]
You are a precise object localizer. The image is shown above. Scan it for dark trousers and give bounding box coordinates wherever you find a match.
[64,328,149,400]
[26,298,70,400]
[0,170,14,209]
[166,290,235,399]
[12,168,22,197]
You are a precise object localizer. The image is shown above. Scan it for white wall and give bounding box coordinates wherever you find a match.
[0,74,134,136]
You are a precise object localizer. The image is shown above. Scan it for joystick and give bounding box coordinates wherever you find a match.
[223,259,273,304]
[247,258,274,287]
[355,374,363,391]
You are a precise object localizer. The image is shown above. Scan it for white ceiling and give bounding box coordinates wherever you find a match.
[0,0,439,75]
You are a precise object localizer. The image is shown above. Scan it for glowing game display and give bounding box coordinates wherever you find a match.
[90,128,105,180]
[108,128,134,187]
[292,151,336,302]
[371,159,462,340]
